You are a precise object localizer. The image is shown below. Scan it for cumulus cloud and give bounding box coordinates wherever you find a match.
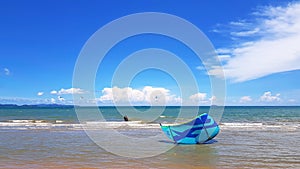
[189,93,208,104]
[209,96,217,104]
[260,91,281,102]
[187,93,222,105]
[239,96,252,103]
[99,86,181,105]
[51,88,85,95]
[50,98,56,103]
[37,92,44,96]
[212,2,300,82]
[50,90,57,94]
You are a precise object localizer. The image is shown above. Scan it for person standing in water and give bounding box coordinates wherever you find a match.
[123,115,129,121]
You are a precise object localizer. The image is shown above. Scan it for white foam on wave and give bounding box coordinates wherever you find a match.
[0,122,51,126]
[2,120,297,131]
[8,119,49,123]
[9,120,35,123]
[0,120,161,130]
[220,122,299,131]
[0,122,85,130]
[221,123,263,127]
[84,121,159,129]
[55,120,64,123]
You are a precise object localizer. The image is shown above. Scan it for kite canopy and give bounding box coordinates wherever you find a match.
[160,113,219,144]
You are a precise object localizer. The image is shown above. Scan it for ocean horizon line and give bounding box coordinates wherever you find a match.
[0,104,299,108]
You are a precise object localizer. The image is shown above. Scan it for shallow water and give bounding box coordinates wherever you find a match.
[0,106,299,168]
[0,128,298,168]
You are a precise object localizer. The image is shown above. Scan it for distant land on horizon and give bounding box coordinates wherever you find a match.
[0,104,299,108]
[0,104,74,108]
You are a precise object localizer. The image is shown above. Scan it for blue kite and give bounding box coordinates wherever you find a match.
[160,113,219,144]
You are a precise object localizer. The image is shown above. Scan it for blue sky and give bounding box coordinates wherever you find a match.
[0,0,299,106]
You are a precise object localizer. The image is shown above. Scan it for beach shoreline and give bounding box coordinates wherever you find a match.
[0,106,299,169]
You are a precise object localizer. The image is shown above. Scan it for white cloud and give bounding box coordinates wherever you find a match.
[4,68,10,75]
[189,93,208,103]
[58,88,85,95]
[50,98,56,103]
[239,96,252,103]
[229,21,248,26]
[212,2,300,82]
[207,66,224,77]
[50,90,57,94]
[37,92,44,96]
[196,66,206,70]
[260,91,281,102]
[231,28,260,37]
[51,88,85,95]
[218,55,231,61]
[216,48,233,54]
[99,86,182,105]
[209,96,217,104]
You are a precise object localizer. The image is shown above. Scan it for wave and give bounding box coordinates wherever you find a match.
[8,120,48,123]
[0,120,298,131]
[220,122,299,131]
[84,121,159,129]
[0,120,160,130]
[221,122,263,127]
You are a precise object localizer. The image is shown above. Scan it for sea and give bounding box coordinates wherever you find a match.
[0,106,299,169]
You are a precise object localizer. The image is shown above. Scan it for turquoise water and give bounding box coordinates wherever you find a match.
[1,106,299,124]
[0,106,299,168]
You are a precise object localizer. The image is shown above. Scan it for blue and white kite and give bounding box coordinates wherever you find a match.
[160,113,219,144]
